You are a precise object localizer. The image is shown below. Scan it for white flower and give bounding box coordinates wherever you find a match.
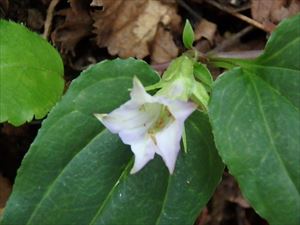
[95,77,197,174]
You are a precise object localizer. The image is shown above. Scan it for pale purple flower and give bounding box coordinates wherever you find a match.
[95,77,197,174]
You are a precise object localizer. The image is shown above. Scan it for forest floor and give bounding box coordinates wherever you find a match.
[1,0,299,224]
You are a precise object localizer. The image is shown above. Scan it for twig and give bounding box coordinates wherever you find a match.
[176,0,202,21]
[151,49,263,73]
[202,0,274,33]
[43,0,60,39]
[212,50,263,59]
[208,26,254,54]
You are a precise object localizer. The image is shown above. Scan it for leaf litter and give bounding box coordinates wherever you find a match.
[92,0,180,59]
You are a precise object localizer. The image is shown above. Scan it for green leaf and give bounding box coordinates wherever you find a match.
[182,19,194,49]
[193,62,213,90]
[255,14,300,70]
[209,14,300,225]
[0,20,64,126]
[1,58,224,225]
[191,82,209,111]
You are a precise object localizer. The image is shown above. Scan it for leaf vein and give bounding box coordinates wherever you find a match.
[248,75,300,197]
[25,127,108,225]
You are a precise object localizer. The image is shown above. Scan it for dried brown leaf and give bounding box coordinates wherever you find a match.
[69,0,91,13]
[92,0,135,48]
[160,0,177,4]
[90,0,103,7]
[92,0,180,58]
[270,0,300,23]
[194,19,217,45]
[251,0,272,23]
[51,0,93,54]
[151,26,179,64]
[251,0,300,24]
[27,8,44,30]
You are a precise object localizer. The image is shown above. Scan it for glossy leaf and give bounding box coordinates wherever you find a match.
[209,14,300,225]
[182,19,194,49]
[1,58,224,225]
[0,20,64,126]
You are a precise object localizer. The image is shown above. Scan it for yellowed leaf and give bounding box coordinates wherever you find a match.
[92,0,180,58]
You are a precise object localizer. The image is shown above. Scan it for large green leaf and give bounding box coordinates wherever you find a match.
[209,14,300,225]
[0,20,64,126]
[255,14,300,70]
[1,58,224,225]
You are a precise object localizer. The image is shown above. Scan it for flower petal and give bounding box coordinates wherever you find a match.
[95,100,160,134]
[130,77,155,104]
[155,121,183,173]
[130,136,157,174]
[119,126,148,145]
[158,97,197,121]
[95,76,197,174]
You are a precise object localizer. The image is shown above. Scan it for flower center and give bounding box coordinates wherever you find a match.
[148,106,174,135]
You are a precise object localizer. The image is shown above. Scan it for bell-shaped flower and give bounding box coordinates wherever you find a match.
[95,77,197,174]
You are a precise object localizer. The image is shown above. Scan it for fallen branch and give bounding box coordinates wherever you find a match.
[43,0,60,39]
[200,0,275,33]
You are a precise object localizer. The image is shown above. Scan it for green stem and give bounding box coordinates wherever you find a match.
[207,56,255,70]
